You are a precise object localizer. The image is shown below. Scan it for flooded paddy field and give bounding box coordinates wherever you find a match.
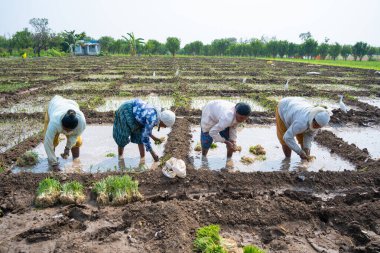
[1,57,380,252]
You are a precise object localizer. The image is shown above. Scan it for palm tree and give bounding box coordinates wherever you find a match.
[122,33,144,56]
[63,30,86,55]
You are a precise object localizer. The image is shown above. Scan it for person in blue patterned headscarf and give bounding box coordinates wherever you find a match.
[113,98,175,162]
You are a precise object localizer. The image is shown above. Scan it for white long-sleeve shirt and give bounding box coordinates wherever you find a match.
[44,95,86,166]
[201,100,238,143]
[278,97,318,155]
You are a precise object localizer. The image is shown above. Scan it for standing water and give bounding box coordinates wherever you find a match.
[190,125,355,172]
[13,125,170,173]
[96,95,174,112]
[191,96,266,111]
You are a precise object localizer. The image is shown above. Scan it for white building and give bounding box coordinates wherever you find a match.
[74,40,101,56]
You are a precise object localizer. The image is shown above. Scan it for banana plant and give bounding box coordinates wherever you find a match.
[122,32,144,56]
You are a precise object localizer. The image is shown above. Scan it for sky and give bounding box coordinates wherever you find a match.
[1,0,380,46]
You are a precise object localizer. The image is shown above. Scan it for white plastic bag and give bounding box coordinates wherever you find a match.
[162,157,186,178]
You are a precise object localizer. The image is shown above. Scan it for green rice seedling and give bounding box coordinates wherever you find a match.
[59,181,86,205]
[93,175,142,205]
[194,224,227,253]
[240,156,254,165]
[105,152,116,157]
[255,155,267,161]
[210,143,218,149]
[35,178,61,208]
[154,137,165,145]
[16,151,39,167]
[194,142,202,152]
[243,245,266,253]
[249,145,266,155]
[93,179,109,205]
[159,154,172,167]
[106,175,132,205]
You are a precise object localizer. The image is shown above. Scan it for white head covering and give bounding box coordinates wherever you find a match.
[160,110,176,127]
[315,111,330,127]
[309,107,330,131]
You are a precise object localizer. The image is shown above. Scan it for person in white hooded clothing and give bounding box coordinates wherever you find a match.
[276,97,330,160]
[43,95,86,171]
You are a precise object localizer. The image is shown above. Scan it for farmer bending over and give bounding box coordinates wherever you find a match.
[44,95,86,171]
[113,98,175,162]
[276,97,330,161]
[201,100,251,158]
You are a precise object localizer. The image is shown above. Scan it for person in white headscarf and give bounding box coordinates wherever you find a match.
[276,97,330,160]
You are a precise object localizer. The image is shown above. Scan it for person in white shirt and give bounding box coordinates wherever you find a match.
[200,100,251,158]
[276,97,330,161]
[43,95,86,171]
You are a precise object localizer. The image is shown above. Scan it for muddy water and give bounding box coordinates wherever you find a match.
[96,95,174,112]
[268,96,359,112]
[0,96,49,113]
[191,96,266,111]
[53,81,112,91]
[328,126,380,159]
[305,83,367,91]
[358,96,380,108]
[190,125,355,172]
[13,125,170,173]
[0,119,42,153]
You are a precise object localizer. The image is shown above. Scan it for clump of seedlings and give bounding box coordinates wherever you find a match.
[249,145,266,155]
[59,181,86,205]
[243,245,266,253]
[194,224,226,253]
[16,151,39,167]
[93,179,109,205]
[210,143,218,149]
[35,178,62,208]
[240,156,254,165]
[194,143,202,152]
[106,152,116,157]
[93,175,143,206]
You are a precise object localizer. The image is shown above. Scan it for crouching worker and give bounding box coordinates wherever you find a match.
[201,100,251,159]
[44,95,86,171]
[113,98,175,163]
[276,97,330,161]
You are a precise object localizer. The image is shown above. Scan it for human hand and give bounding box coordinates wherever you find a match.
[60,147,70,159]
[299,151,308,160]
[151,151,159,162]
[154,137,166,145]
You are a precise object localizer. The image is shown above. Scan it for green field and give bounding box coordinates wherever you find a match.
[262,58,380,71]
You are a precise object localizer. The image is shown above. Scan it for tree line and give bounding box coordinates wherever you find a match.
[0,19,379,61]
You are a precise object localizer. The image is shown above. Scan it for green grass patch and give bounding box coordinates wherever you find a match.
[35,178,62,208]
[118,91,133,97]
[105,152,116,157]
[250,94,278,112]
[261,58,380,71]
[78,96,106,109]
[0,82,31,92]
[173,91,191,109]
